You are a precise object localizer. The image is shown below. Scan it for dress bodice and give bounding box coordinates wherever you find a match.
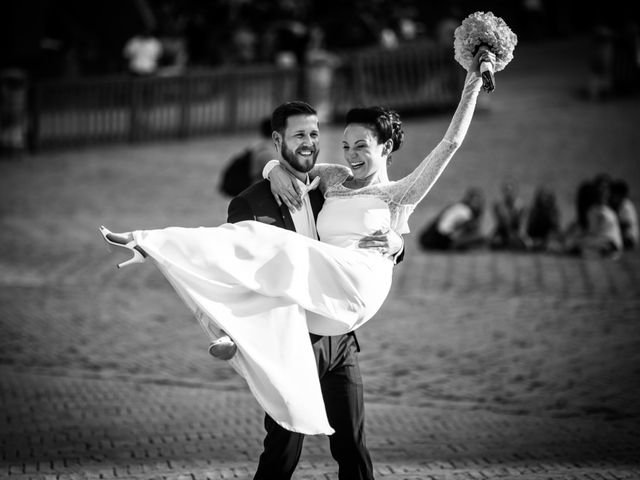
[316,195,391,249]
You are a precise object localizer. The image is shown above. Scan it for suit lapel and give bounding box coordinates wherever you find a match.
[309,189,324,222]
[277,188,324,232]
[279,204,297,232]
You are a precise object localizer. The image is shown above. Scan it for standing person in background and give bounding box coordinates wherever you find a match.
[123,27,163,77]
[122,27,163,136]
[305,26,340,123]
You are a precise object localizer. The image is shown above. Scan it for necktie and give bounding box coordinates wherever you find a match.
[300,176,320,197]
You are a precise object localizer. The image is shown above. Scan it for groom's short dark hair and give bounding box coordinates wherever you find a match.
[271,101,317,135]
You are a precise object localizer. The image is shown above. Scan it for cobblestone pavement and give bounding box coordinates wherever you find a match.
[2,248,640,479]
[2,38,640,479]
[2,366,640,480]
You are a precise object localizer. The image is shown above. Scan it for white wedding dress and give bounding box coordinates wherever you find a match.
[131,72,482,435]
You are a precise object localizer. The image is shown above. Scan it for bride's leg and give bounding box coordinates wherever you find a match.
[132,222,388,326]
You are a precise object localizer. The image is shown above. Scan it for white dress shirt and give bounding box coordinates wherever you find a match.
[290,176,318,240]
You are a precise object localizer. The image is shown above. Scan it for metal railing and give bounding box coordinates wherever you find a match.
[28,41,463,150]
[331,40,462,115]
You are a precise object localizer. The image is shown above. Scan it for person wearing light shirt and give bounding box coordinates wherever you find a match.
[419,187,487,250]
[123,28,163,76]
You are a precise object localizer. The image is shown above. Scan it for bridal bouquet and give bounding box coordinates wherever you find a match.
[454,11,518,92]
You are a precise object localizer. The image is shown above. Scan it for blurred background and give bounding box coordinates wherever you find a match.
[1,0,640,152]
[2,0,640,76]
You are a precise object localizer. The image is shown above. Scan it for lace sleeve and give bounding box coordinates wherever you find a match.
[309,163,352,193]
[389,71,483,207]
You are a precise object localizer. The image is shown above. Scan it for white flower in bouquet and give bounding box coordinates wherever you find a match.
[454,11,518,92]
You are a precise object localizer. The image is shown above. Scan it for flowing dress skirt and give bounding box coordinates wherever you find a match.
[133,220,393,435]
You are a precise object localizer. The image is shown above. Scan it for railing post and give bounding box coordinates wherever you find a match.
[227,70,239,132]
[20,43,463,151]
[353,53,367,106]
[28,79,40,153]
[178,75,191,139]
[129,77,141,143]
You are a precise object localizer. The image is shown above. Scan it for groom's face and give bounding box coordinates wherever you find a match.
[275,114,320,173]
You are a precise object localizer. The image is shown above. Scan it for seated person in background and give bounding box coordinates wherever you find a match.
[564,174,605,250]
[525,186,563,252]
[249,118,280,181]
[564,174,622,258]
[219,118,277,197]
[490,177,528,250]
[609,179,639,249]
[419,187,486,251]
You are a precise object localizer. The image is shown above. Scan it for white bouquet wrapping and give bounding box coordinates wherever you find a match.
[454,11,518,92]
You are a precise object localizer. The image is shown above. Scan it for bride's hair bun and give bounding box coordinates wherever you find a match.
[385,109,405,153]
[345,106,405,155]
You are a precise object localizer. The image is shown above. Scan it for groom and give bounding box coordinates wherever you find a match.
[225,101,403,480]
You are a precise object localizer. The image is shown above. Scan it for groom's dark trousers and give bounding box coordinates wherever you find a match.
[227,179,375,480]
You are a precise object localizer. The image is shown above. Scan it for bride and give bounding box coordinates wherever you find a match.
[100,48,494,435]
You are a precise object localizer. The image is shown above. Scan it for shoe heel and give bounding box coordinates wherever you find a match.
[117,249,146,268]
[99,225,146,269]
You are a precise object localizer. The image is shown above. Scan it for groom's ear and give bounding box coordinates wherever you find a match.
[272,131,282,151]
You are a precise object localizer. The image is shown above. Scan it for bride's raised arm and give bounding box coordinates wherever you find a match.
[391,9,518,208]
[389,51,490,208]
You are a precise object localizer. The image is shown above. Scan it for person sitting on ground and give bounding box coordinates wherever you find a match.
[564,174,623,258]
[418,187,487,251]
[490,177,528,250]
[219,118,277,197]
[564,174,607,251]
[525,186,563,252]
[609,179,639,249]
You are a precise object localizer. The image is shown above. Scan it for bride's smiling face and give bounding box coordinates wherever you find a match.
[342,124,389,183]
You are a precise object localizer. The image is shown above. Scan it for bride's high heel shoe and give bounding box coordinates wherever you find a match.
[99,225,146,268]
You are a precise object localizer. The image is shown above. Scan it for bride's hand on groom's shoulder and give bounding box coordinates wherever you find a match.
[269,164,303,211]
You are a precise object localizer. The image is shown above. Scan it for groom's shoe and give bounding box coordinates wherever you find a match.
[208,335,237,360]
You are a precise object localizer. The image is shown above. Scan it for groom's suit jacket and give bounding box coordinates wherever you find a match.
[227,178,321,233]
[226,178,360,348]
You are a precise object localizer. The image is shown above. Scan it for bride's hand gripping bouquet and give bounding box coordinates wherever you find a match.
[454,11,518,92]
